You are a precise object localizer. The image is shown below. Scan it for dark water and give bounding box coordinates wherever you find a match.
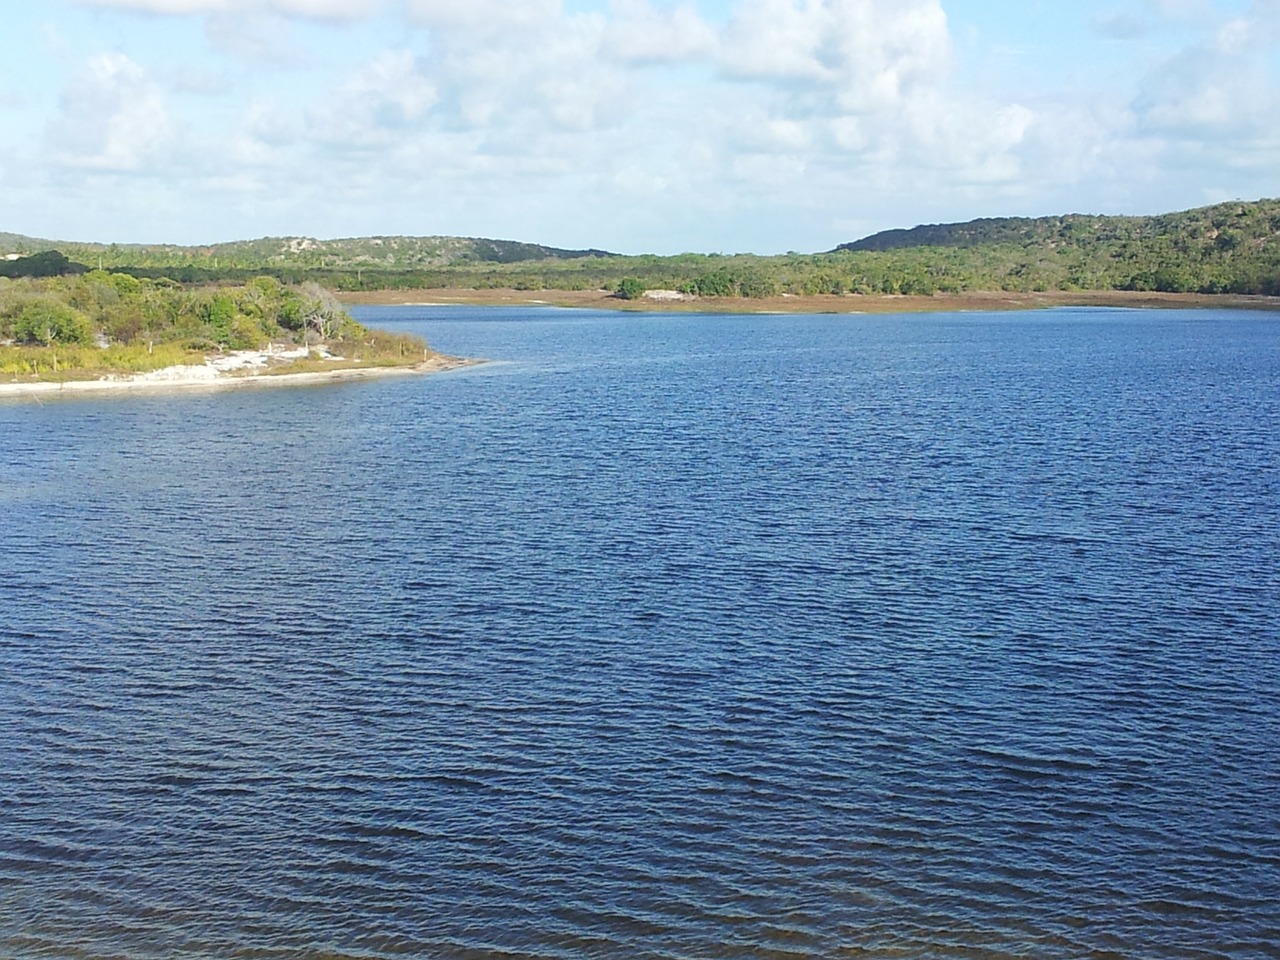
[2,306,1278,959]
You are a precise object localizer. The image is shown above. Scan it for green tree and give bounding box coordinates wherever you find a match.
[14,300,92,345]
[201,293,237,347]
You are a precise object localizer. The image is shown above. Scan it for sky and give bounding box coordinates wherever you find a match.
[0,0,1277,254]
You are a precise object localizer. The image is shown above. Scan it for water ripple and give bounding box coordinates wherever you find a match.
[1,307,1278,959]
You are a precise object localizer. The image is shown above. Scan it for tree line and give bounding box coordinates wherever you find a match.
[2,272,374,350]
[4,198,1279,299]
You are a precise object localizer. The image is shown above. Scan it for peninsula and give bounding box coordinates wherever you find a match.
[0,271,478,395]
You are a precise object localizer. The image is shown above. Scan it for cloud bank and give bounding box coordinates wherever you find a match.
[3,0,1278,251]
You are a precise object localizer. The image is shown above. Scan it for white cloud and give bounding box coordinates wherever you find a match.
[225,97,301,169]
[78,0,383,18]
[719,0,951,98]
[413,7,627,135]
[1131,4,1280,140]
[308,51,438,144]
[18,0,1280,251]
[48,53,174,171]
[719,0,830,80]
[704,0,1040,193]
[408,0,561,32]
[203,12,310,63]
[1091,12,1153,40]
[603,0,718,63]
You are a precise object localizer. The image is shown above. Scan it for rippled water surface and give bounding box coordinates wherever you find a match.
[2,306,1279,959]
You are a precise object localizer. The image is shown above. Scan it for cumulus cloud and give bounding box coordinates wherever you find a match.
[224,97,302,170]
[308,51,438,144]
[1091,0,1228,39]
[410,7,629,135]
[1132,4,1280,141]
[27,0,1280,250]
[203,12,308,62]
[1092,12,1154,40]
[720,0,950,95]
[408,0,561,32]
[603,0,718,63]
[78,0,382,17]
[715,0,959,150]
[706,0,1039,191]
[48,53,174,171]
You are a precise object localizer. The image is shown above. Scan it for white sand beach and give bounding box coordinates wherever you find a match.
[0,345,480,399]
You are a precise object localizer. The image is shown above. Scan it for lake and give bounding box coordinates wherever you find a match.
[1,305,1278,959]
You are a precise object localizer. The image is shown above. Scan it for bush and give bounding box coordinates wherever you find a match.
[614,277,646,300]
[14,300,92,345]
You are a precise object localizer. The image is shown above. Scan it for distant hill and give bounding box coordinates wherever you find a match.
[835,199,1280,254]
[6,199,1280,298]
[0,232,57,254]
[0,232,613,269]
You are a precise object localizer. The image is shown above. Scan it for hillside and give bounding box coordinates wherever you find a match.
[839,199,1280,256]
[0,232,613,270]
[827,199,1280,295]
[4,198,1279,298]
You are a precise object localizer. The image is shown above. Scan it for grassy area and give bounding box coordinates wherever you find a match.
[0,341,207,381]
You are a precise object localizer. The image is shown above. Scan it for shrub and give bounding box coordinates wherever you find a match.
[14,300,92,345]
[614,277,646,300]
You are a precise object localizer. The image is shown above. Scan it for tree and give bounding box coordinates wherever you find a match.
[298,281,350,342]
[0,250,89,279]
[14,300,92,346]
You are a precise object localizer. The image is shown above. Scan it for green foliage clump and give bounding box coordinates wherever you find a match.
[0,272,368,352]
[614,277,646,300]
[0,250,88,279]
[14,300,92,345]
[0,273,422,381]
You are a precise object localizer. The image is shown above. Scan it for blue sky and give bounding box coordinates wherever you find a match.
[0,0,1275,253]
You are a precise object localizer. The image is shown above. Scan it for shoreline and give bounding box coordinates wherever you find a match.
[0,351,482,400]
[340,287,1280,314]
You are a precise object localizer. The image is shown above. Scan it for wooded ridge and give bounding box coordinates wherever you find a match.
[4,198,1279,297]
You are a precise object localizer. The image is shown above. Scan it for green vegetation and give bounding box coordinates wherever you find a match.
[0,250,87,279]
[3,198,1279,300]
[614,277,647,300]
[0,233,612,274]
[0,272,429,381]
[0,341,206,380]
[832,200,1280,295]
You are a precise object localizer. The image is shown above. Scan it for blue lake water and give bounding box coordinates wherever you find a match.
[1,305,1278,959]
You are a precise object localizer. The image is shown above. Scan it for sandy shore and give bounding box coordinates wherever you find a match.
[341,287,1280,314]
[0,345,481,400]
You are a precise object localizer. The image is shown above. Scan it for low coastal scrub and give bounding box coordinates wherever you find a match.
[8,198,1280,300]
[0,273,430,380]
[258,332,436,376]
[0,272,359,349]
[0,342,205,380]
